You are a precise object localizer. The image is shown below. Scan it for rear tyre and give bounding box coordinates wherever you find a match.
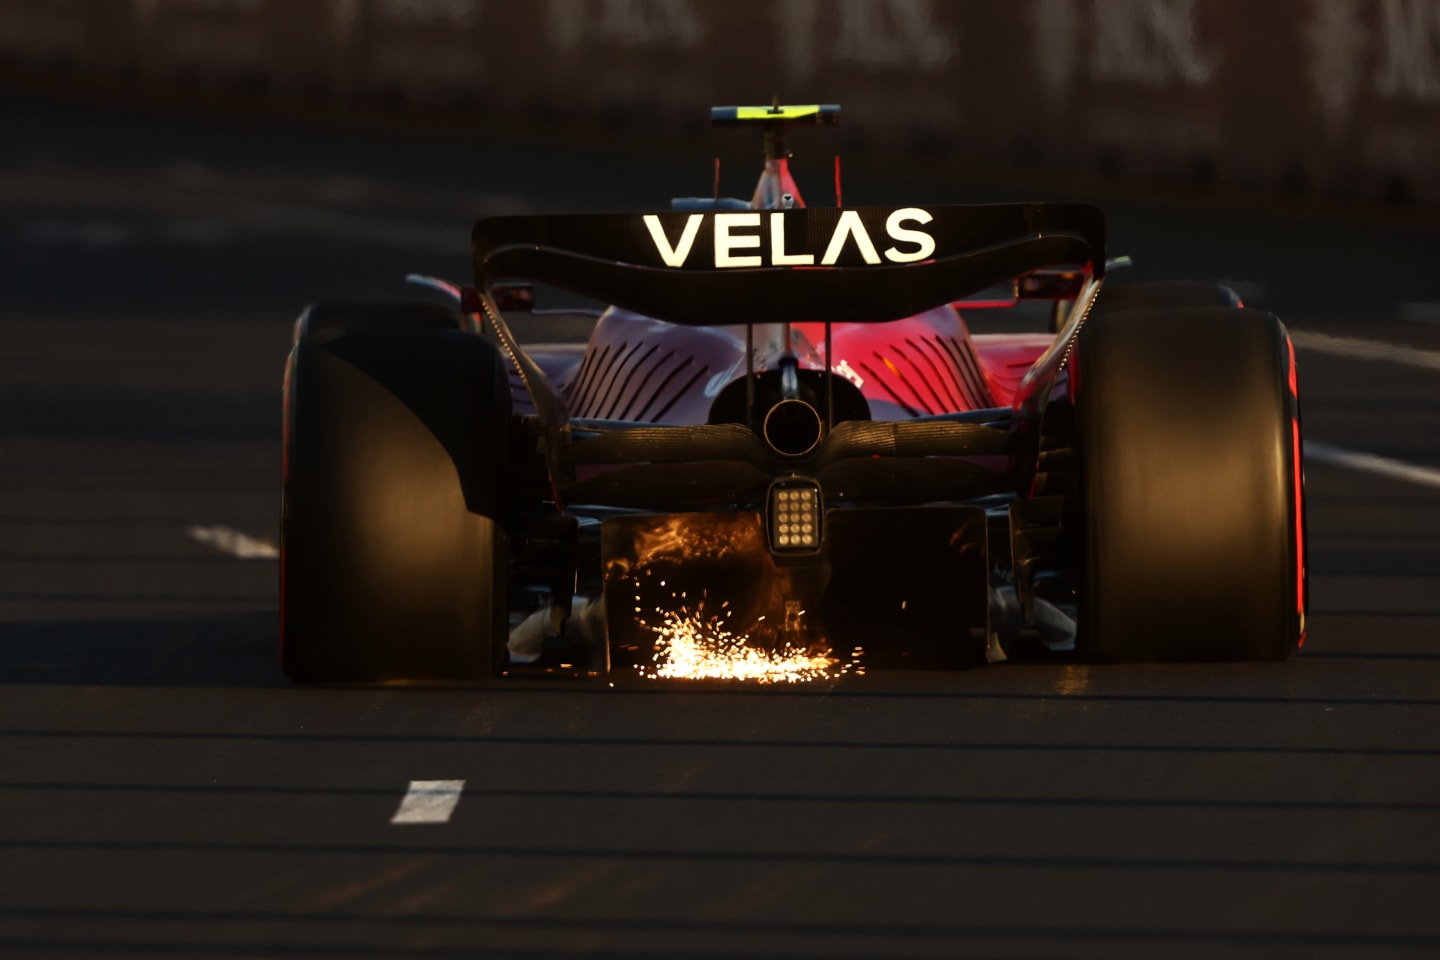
[281,303,513,682]
[1094,281,1242,313]
[301,300,464,335]
[1073,306,1305,662]
[1051,282,1239,332]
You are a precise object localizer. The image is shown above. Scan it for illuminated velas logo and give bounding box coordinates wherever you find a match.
[642,209,937,269]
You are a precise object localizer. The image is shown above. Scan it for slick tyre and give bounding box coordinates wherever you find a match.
[281,303,512,682]
[1050,282,1239,332]
[1073,306,1305,662]
[1093,281,1243,313]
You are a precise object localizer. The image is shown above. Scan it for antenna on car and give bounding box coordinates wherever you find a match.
[712,100,842,428]
[710,100,839,211]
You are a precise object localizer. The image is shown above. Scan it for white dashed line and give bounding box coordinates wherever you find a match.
[1290,329,1440,373]
[390,780,466,825]
[187,525,279,559]
[1306,443,1440,492]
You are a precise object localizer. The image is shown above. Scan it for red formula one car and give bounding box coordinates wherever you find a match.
[279,104,1307,683]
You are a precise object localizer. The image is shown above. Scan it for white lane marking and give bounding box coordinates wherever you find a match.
[1306,443,1440,491]
[187,525,279,559]
[1290,329,1440,373]
[390,780,466,825]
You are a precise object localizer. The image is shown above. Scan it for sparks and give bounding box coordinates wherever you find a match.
[632,578,859,684]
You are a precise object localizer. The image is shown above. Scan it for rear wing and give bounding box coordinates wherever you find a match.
[471,203,1105,326]
[468,203,1106,490]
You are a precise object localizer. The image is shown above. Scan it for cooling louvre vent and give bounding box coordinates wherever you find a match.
[937,336,997,410]
[566,341,708,422]
[856,335,995,416]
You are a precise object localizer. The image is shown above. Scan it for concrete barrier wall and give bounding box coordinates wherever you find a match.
[2,0,1438,203]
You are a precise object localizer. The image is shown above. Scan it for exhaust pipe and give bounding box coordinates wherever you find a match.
[762,399,824,457]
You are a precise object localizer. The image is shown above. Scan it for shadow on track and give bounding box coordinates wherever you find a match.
[4,729,1435,755]
[3,780,1438,813]
[6,838,1440,877]
[2,907,1439,954]
[0,613,280,687]
[0,386,278,442]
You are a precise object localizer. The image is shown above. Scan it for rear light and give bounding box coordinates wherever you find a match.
[769,481,822,552]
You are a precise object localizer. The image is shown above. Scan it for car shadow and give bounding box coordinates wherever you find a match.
[0,611,282,687]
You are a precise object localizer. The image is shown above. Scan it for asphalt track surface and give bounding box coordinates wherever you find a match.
[1,99,1439,959]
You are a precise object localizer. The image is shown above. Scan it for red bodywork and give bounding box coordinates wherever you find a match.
[521,310,1052,426]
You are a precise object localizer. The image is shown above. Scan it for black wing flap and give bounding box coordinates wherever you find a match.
[472,203,1104,326]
